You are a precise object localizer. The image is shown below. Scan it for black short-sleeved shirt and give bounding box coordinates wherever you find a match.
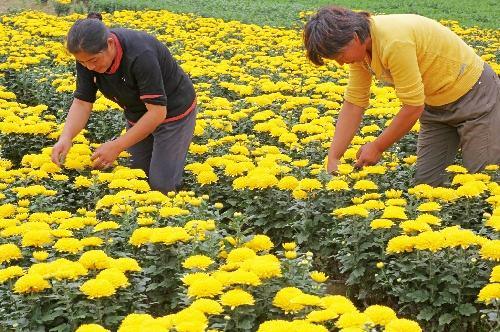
[74,28,196,123]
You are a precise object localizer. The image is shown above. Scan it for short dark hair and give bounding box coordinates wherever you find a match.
[303,6,371,66]
[66,12,109,54]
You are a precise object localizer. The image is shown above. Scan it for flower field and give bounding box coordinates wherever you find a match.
[0,8,499,332]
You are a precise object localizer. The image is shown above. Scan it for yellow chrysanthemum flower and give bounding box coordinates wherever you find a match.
[445,165,468,174]
[335,312,373,329]
[93,221,120,232]
[220,289,255,309]
[414,231,446,252]
[333,205,369,218]
[226,247,257,265]
[0,243,23,264]
[21,230,54,247]
[81,237,104,247]
[110,257,141,272]
[298,178,322,191]
[245,234,274,252]
[363,305,397,326]
[53,237,84,254]
[272,287,305,313]
[0,266,24,283]
[385,318,422,332]
[277,176,299,190]
[386,235,415,254]
[187,276,224,298]
[480,240,500,261]
[310,271,329,283]
[326,179,349,191]
[75,324,111,332]
[353,180,378,191]
[370,218,394,229]
[80,278,116,299]
[400,220,432,234]
[189,298,224,315]
[79,250,112,270]
[14,273,51,294]
[417,201,441,212]
[381,206,408,220]
[182,255,214,270]
[282,242,297,251]
[490,266,500,283]
[306,308,339,323]
[96,268,130,288]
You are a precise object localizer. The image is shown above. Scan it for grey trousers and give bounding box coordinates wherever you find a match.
[126,106,197,194]
[415,63,500,186]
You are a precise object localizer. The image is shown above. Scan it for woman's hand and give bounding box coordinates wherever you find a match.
[354,104,423,169]
[51,98,93,166]
[327,156,341,174]
[51,137,72,166]
[326,101,365,174]
[91,140,123,169]
[355,142,383,168]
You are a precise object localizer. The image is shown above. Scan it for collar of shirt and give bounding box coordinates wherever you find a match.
[105,33,123,75]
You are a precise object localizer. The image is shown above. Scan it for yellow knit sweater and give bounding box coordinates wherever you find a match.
[344,14,484,108]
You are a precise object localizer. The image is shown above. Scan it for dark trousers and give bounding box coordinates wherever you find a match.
[126,106,197,193]
[415,63,500,186]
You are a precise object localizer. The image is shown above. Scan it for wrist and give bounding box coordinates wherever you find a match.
[329,156,341,163]
[328,148,343,160]
[113,137,127,151]
[372,138,387,152]
[59,134,73,143]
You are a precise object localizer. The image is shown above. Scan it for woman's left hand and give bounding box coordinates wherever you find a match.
[355,142,383,168]
[91,140,123,169]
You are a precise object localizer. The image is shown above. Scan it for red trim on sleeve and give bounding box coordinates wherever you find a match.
[105,33,123,75]
[140,94,163,100]
[127,98,197,125]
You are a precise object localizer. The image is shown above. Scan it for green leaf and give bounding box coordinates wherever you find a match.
[346,267,365,284]
[41,310,64,322]
[457,303,477,316]
[438,313,455,325]
[417,306,435,321]
[48,323,70,332]
[296,232,309,244]
[408,289,430,302]
[237,317,255,330]
[441,275,459,285]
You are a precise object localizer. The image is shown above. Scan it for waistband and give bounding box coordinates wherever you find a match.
[426,62,488,111]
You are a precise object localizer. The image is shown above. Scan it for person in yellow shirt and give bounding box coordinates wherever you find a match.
[303,6,500,186]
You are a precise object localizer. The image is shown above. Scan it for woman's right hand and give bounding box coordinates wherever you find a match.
[51,137,72,166]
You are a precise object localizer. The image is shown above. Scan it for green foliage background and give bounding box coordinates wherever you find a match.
[83,0,499,29]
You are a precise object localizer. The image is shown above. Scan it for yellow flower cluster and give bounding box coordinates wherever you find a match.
[477,265,500,304]
[387,226,485,254]
[54,0,72,5]
[265,291,421,331]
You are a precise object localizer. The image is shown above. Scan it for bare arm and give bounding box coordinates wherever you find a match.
[51,98,93,165]
[327,101,365,173]
[373,104,423,151]
[114,103,166,151]
[90,103,166,169]
[60,98,93,140]
[355,104,424,167]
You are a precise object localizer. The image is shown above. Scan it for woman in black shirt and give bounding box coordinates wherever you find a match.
[51,13,197,193]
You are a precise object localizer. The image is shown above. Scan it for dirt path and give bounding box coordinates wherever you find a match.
[0,0,54,14]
